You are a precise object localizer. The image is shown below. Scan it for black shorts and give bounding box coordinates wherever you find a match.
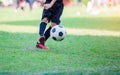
[41,3,64,25]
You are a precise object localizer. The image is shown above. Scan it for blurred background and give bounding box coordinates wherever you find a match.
[0,0,120,13]
[0,0,120,31]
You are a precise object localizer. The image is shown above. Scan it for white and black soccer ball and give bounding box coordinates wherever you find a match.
[50,25,66,41]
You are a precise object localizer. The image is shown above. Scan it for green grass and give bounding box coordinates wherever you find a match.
[0,32,120,74]
[0,6,120,74]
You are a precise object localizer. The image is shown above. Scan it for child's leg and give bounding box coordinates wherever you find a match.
[39,18,48,37]
[37,18,49,49]
[44,22,57,41]
[44,26,51,41]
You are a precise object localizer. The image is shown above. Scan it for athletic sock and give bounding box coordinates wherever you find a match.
[39,22,47,36]
[45,26,52,41]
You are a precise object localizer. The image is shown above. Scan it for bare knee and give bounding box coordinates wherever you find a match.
[51,22,57,27]
[42,18,48,23]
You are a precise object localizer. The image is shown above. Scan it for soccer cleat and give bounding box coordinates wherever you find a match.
[36,36,49,50]
[36,42,49,50]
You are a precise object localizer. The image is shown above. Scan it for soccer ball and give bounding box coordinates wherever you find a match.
[50,25,66,41]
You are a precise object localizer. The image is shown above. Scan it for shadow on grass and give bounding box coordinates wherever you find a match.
[0,17,120,31]
[62,17,120,31]
[0,20,40,26]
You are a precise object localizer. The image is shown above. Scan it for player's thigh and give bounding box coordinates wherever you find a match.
[42,9,51,23]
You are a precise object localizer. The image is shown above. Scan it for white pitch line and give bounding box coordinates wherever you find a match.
[0,24,120,37]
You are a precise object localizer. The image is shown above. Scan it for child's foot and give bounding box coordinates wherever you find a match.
[36,36,49,50]
[36,42,49,50]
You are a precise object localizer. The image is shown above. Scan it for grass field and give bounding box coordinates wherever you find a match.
[0,6,120,75]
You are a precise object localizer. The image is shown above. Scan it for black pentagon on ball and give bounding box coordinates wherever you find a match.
[52,28,56,33]
[59,32,63,36]
[52,37,57,41]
